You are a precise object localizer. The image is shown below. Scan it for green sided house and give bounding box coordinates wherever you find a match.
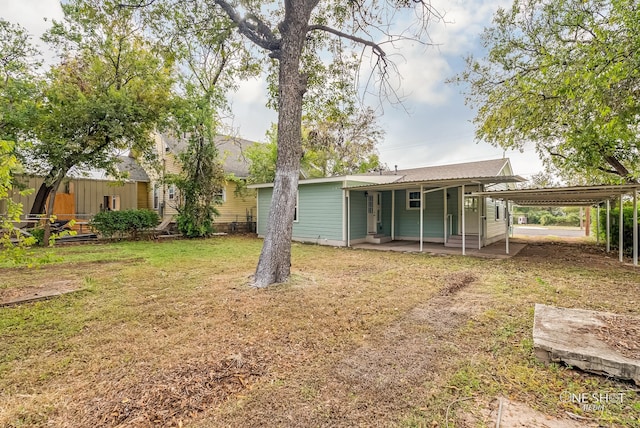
[250,158,524,250]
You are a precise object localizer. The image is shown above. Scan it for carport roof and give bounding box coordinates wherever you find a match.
[473,184,640,206]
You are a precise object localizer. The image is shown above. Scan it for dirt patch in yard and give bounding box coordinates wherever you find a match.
[75,351,267,427]
[463,397,599,427]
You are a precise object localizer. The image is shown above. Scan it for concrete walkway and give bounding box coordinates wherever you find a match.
[351,239,527,259]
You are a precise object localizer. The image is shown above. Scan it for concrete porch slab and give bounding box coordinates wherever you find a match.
[533,304,640,385]
[351,239,527,259]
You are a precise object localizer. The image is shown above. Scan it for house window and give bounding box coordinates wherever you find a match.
[294,191,299,222]
[153,186,159,209]
[407,190,421,209]
[103,195,121,211]
[495,202,501,220]
[464,197,478,212]
[214,188,226,203]
[168,184,176,201]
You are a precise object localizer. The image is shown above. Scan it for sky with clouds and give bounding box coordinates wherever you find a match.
[2,0,544,179]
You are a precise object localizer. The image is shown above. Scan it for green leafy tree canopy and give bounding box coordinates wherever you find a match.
[458,0,640,184]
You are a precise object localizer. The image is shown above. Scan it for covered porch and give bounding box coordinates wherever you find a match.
[345,176,521,252]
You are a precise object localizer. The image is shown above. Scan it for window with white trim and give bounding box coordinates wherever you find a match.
[293,191,299,222]
[153,186,159,209]
[168,184,176,200]
[214,188,226,203]
[406,189,421,210]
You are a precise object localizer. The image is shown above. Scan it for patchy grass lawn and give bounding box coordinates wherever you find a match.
[1,236,639,427]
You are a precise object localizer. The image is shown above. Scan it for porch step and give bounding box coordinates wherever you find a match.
[445,234,480,248]
[365,233,392,244]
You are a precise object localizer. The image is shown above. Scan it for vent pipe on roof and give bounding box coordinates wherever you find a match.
[394,165,397,175]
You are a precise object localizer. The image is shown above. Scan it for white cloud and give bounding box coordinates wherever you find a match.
[2,0,63,39]
[226,75,276,143]
[388,42,453,106]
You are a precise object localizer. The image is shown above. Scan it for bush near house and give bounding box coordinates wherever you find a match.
[599,205,640,254]
[90,209,160,240]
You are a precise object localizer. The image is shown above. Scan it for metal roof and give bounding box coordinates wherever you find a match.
[474,184,640,206]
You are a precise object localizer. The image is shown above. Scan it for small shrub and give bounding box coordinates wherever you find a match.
[90,209,160,240]
[599,205,639,254]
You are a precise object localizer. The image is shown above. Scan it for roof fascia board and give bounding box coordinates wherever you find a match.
[248,174,399,189]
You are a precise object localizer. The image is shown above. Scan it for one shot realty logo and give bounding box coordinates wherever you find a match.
[559,391,627,412]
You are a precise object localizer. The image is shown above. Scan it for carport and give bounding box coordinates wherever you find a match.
[473,184,640,266]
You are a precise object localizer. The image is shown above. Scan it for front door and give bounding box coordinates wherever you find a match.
[367,192,381,234]
[464,196,479,234]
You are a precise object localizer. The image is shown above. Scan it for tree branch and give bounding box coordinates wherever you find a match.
[212,0,281,54]
[307,24,386,59]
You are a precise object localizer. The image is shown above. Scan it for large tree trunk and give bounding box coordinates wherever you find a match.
[29,168,69,215]
[253,2,314,287]
[30,181,55,215]
[42,177,63,245]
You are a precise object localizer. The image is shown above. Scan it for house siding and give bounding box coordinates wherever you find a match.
[485,181,510,242]
[11,176,138,220]
[349,191,368,242]
[294,182,344,243]
[257,182,345,245]
[215,182,257,233]
[393,188,446,241]
[256,187,272,235]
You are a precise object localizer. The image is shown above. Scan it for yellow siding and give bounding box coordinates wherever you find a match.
[217,182,256,224]
[145,133,182,219]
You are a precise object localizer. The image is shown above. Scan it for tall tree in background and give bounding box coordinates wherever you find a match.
[25,0,173,218]
[1,20,40,259]
[0,19,40,145]
[153,5,252,237]
[303,106,384,177]
[459,0,640,184]
[246,107,384,184]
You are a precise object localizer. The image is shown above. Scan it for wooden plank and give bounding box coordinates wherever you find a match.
[1,281,80,307]
[533,304,640,385]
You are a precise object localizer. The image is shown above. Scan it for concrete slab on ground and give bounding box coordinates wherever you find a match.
[352,240,526,259]
[533,304,640,385]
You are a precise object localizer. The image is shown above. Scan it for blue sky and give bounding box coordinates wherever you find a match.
[2,0,544,179]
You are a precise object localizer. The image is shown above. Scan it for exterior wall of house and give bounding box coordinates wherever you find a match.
[256,182,345,245]
[348,190,368,243]
[484,182,509,244]
[256,187,271,235]
[380,191,393,236]
[393,188,447,242]
[215,182,256,233]
[447,188,459,236]
[147,134,182,219]
[11,176,139,220]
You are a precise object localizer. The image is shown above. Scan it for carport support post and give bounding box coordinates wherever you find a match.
[478,192,482,250]
[505,198,510,255]
[634,190,638,266]
[606,199,611,252]
[620,194,624,263]
[596,204,600,244]
[391,190,395,241]
[419,184,424,252]
[462,185,466,256]
[443,188,448,244]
